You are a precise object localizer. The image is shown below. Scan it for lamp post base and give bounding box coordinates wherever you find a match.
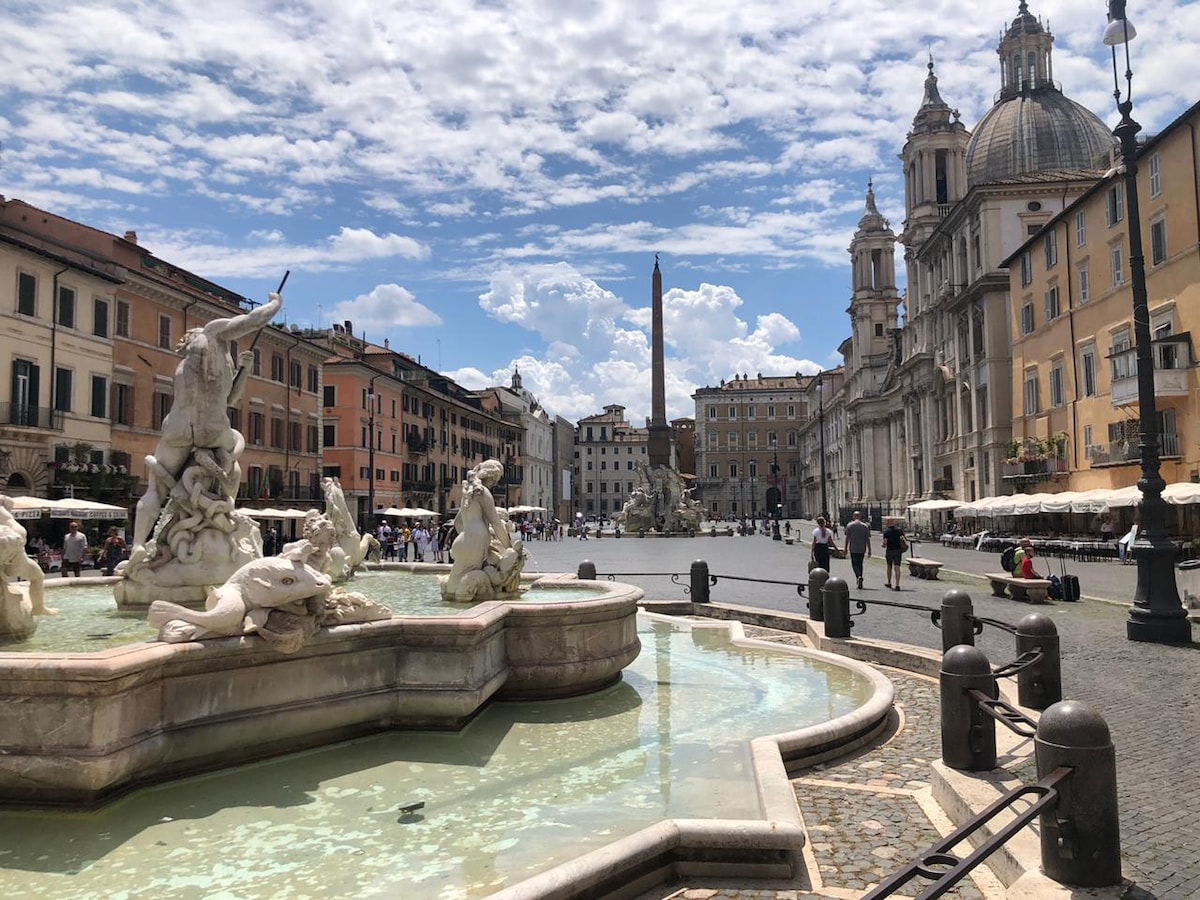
[1126,541,1194,644]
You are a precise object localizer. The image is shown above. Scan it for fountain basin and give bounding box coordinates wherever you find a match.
[0,575,641,807]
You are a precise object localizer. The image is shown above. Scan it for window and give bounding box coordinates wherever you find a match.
[289,360,302,389]
[709,464,718,478]
[708,406,716,419]
[115,300,130,337]
[1049,361,1064,407]
[1020,300,1035,335]
[1023,373,1039,415]
[270,417,283,448]
[875,323,884,336]
[1075,209,1086,246]
[307,366,319,393]
[323,424,336,446]
[1044,231,1058,268]
[54,367,72,412]
[248,412,264,445]
[152,391,172,429]
[1150,218,1167,266]
[727,431,738,448]
[17,272,36,316]
[252,348,261,376]
[112,383,134,426]
[1081,346,1097,397]
[729,462,738,478]
[93,297,109,338]
[748,461,758,477]
[1110,329,1133,381]
[227,407,241,430]
[1020,252,1032,286]
[767,405,775,418]
[158,314,172,349]
[728,406,736,419]
[746,405,756,419]
[90,375,107,418]
[1078,265,1090,304]
[289,421,302,452]
[707,431,717,447]
[1106,184,1123,226]
[271,354,284,382]
[307,424,319,453]
[1044,285,1060,321]
[1111,246,1124,286]
[56,286,76,328]
[323,385,335,406]
[1148,152,1161,198]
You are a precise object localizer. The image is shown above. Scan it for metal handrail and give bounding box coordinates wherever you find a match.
[863,766,1072,899]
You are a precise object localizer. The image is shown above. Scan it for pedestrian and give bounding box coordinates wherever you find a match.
[101,526,127,576]
[262,526,277,556]
[62,520,88,577]
[843,510,871,590]
[810,515,835,571]
[881,517,906,591]
[783,521,791,537]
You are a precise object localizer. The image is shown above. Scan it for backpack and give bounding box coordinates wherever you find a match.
[1000,545,1017,573]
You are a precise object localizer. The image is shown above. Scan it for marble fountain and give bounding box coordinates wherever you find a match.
[0,293,893,898]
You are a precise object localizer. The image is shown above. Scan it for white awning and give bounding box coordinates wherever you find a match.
[8,496,128,520]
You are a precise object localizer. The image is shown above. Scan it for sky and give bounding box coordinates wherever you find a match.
[3,1,1198,426]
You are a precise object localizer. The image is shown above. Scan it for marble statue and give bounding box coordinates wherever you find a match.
[440,459,526,602]
[320,476,378,578]
[147,554,392,654]
[0,495,55,639]
[615,486,655,533]
[672,486,705,533]
[116,292,282,608]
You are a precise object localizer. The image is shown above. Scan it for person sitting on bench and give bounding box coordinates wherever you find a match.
[1020,545,1063,599]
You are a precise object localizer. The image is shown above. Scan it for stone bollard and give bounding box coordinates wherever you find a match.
[940,645,997,771]
[807,567,829,621]
[1035,700,1122,887]
[939,589,976,653]
[690,560,711,604]
[822,577,852,638]
[1015,612,1062,710]
[577,561,596,580]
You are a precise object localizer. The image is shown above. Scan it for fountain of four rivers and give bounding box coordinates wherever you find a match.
[0,291,893,899]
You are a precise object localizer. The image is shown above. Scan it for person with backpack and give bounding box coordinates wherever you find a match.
[881,517,906,591]
[810,516,836,572]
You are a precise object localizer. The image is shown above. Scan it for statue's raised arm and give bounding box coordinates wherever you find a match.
[206,291,282,344]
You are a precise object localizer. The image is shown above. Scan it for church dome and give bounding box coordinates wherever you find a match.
[965,89,1114,186]
[965,2,1114,187]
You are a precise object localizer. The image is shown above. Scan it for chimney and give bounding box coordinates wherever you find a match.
[123,230,138,244]
[344,320,353,334]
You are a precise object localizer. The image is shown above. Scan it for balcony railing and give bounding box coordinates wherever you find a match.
[1087,432,1180,465]
[1109,334,1193,407]
[1,403,64,430]
[1002,456,1070,479]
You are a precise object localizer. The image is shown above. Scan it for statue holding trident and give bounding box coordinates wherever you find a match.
[117,279,287,609]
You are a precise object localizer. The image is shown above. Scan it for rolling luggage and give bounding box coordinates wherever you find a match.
[1058,555,1080,602]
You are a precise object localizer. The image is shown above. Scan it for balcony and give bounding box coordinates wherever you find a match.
[1109,334,1193,407]
[1088,432,1181,466]
[1,403,64,431]
[932,477,954,493]
[1002,456,1069,480]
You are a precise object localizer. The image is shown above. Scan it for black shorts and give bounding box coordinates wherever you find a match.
[885,550,903,566]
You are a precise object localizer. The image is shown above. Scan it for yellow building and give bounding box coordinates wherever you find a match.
[0,208,121,497]
[1007,100,1200,492]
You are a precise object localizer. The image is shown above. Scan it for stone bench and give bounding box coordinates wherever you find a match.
[985,573,1051,603]
[907,557,944,580]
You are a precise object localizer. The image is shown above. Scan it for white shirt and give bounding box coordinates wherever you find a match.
[811,527,834,545]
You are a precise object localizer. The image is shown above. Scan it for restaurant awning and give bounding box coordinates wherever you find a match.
[8,496,129,520]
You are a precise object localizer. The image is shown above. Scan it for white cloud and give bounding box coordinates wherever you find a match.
[330,283,443,333]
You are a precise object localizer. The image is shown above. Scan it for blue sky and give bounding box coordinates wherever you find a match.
[3,1,1198,425]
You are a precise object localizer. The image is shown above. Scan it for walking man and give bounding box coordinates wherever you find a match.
[843,510,871,590]
[62,520,88,577]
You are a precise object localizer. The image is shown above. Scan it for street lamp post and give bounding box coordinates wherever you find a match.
[367,375,377,530]
[771,440,782,540]
[817,372,828,521]
[1105,1,1191,644]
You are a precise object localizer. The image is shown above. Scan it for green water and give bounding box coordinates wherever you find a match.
[3,571,604,654]
[0,617,874,899]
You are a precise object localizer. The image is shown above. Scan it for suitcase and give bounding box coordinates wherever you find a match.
[1057,555,1080,602]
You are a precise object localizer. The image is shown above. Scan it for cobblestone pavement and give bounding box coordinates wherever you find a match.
[525,525,1200,899]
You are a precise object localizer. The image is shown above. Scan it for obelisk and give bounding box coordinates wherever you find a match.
[647,255,671,468]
